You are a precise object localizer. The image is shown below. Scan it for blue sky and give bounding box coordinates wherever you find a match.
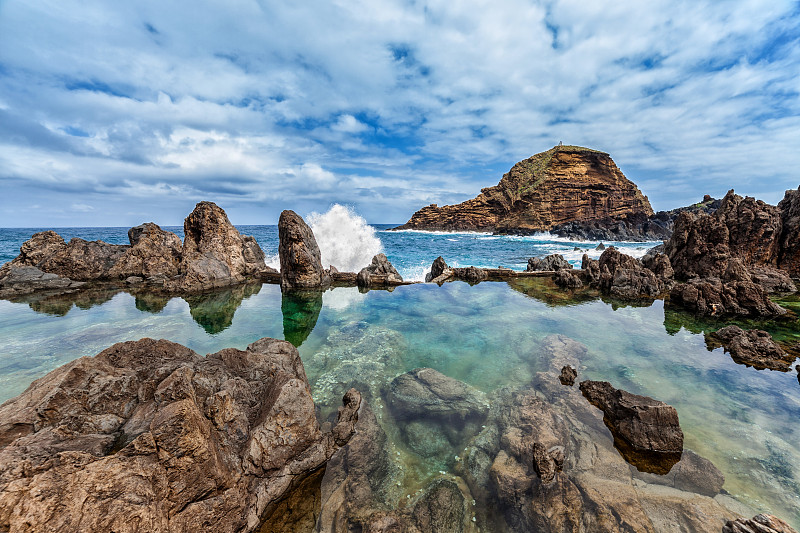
[1,0,799,227]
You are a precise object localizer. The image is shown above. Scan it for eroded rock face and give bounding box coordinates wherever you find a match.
[724,514,798,533]
[356,254,403,288]
[668,275,786,318]
[590,247,673,299]
[395,145,653,233]
[705,325,796,371]
[559,365,577,386]
[278,210,331,291]
[425,256,451,283]
[177,201,270,292]
[39,238,129,281]
[579,380,683,473]
[0,337,360,533]
[109,223,182,280]
[778,188,800,277]
[527,253,572,272]
[0,265,85,297]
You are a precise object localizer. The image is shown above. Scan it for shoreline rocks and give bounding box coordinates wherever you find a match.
[278,210,331,291]
[356,253,404,288]
[705,325,796,371]
[0,337,361,533]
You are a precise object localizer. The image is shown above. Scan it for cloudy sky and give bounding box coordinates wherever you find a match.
[1,0,799,227]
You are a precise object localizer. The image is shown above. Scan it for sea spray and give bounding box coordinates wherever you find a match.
[308,204,383,272]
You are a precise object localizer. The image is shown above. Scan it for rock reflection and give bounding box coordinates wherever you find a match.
[281,289,323,347]
[21,288,121,316]
[183,283,261,334]
[132,291,170,314]
[507,277,599,307]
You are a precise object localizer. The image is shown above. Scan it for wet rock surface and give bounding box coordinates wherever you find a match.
[724,514,799,533]
[526,253,572,272]
[0,337,360,533]
[706,325,796,371]
[357,253,403,288]
[278,210,331,291]
[579,379,684,474]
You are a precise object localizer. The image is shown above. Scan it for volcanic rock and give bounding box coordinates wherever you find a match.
[668,274,786,318]
[778,187,800,276]
[705,325,796,371]
[278,210,331,291]
[176,201,270,292]
[0,265,85,297]
[554,268,583,289]
[109,223,182,280]
[579,380,683,473]
[452,266,488,284]
[394,145,653,233]
[356,253,403,288]
[38,238,129,281]
[595,247,673,299]
[559,365,577,386]
[724,514,798,533]
[0,337,360,533]
[425,256,451,283]
[526,253,572,272]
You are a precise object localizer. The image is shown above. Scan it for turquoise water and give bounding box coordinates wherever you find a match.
[1,279,799,526]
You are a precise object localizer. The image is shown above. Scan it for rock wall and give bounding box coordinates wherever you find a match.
[395,145,653,233]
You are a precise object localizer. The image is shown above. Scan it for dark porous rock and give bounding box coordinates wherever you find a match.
[778,187,800,277]
[356,253,403,288]
[595,247,672,299]
[579,380,683,474]
[0,337,360,533]
[39,238,129,281]
[425,256,451,283]
[724,514,798,533]
[11,230,68,266]
[453,265,488,284]
[526,253,572,272]
[177,201,271,292]
[109,222,182,280]
[278,209,330,291]
[582,253,601,284]
[0,265,85,297]
[554,268,583,289]
[706,325,796,371]
[668,275,786,318]
[411,479,468,533]
[559,365,577,386]
[750,266,796,293]
[596,243,606,250]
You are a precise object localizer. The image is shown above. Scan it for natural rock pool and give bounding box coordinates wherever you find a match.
[1,279,798,528]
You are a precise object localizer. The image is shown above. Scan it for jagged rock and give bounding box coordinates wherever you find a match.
[0,265,84,297]
[668,275,786,318]
[394,145,653,233]
[724,514,798,533]
[39,238,129,281]
[278,210,331,291]
[109,223,182,280]
[778,187,800,276]
[596,247,672,299]
[705,325,796,371]
[559,365,577,386]
[425,256,451,283]
[356,254,403,288]
[452,266,488,284]
[176,201,271,292]
[554,269,583,289]
[596,243,606,250]
[579,380,683,473]
[526,253,572,272]
[0,337,360,533]
[750,266,796,293]
[581,253,601,284]
[12,230,67,266]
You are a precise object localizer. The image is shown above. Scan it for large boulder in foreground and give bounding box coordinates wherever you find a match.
[579,380,683,474]
[176,201,271,292]
[278,210,331,291]
[0,337,360,533]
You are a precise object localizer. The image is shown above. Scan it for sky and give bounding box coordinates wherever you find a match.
[0,0,799,227]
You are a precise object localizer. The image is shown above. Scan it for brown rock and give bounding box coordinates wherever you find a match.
[559,365,577,386]
[554,269,583,288]
[595,247,672,299]
[452,266,488,284]
[109,222,182,280]
[39,238,129,281]
[356,253,403,288]
[668,276,786,318]
[425,256,451,283]
[13,230,67,266]
[705,325,796,371]
[278,210,331,290]
[724,514,798,533]
[394,145,653,233]
[0,265,85,297]
[0,337,359,533]
[579,380,683,473]
[778,187,800,276]
[526,253,572,272]
[176,201,270,292]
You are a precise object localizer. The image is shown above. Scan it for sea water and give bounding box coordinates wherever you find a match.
[1,207,799,527]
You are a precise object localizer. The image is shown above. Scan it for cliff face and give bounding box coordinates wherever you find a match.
[395,145,653,233]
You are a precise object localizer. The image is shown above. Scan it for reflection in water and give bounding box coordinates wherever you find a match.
[507,277,599,307]
[183,284,262,334]
[281,289,323,347]
[20,288,121,316]
[133,292,170,314]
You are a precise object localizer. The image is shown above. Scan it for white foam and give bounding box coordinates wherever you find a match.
[308,204,383,272]
[384,228,494,236]
[264,252,280,270]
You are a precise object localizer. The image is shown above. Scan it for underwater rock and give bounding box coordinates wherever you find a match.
[526,253,572,272]
[109,223,182,281]
[279,209,331,291]
[705,325,796,371]
[559,365,577,386]
[387,368,487,422]
[631,449,724,497]
[281,289,323,347]
[176,201,271,292]
[0,337,360,533]
[579,380,683,472]
[0,265,85,297]
[356,253,403,288]
[724,514,798,533]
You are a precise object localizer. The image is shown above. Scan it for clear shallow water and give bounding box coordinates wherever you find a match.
[0,280,798,526]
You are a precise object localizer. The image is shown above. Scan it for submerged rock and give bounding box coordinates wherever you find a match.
[705,325,796,371]
[526,254,572,272]
[579,380,683,474]
[724,514,798,533]
[278,209,331,291]
[0,337,360,533]
[356,253,403,288]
